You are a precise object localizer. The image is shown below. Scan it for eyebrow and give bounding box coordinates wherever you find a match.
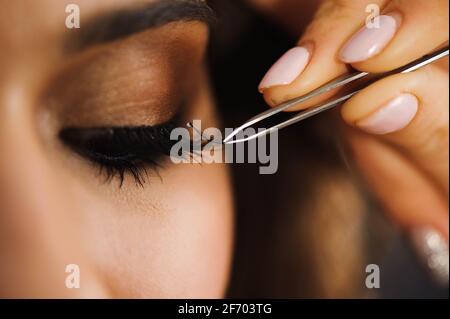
[66,0,215,52]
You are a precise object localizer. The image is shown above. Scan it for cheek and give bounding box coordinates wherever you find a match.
[157,163,234,297]
[78,163,234,298]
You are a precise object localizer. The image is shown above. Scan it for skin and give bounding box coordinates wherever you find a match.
[255,0,448,238]
[0,0,233,297]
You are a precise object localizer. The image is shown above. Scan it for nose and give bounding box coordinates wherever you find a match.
[0,79,106,297]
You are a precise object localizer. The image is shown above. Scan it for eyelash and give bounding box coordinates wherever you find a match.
[59,122,181,187]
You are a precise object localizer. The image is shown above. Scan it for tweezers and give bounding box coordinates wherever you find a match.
[223,46,449,144]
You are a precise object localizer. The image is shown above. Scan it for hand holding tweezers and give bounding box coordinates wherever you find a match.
[223,46,449,145]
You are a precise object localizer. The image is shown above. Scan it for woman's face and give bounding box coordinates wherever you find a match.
[0,0,233,297]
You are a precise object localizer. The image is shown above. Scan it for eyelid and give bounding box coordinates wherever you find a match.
[47,24,206,129]
[59,122,179,187]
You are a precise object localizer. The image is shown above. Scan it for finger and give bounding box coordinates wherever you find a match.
[347,130,448,238]
[340,0,449,72]
[341,62,449,193]
[347,131,449,286]
[258,0,388,107]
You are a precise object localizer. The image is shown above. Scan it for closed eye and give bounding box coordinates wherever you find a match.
[59,120,181,187]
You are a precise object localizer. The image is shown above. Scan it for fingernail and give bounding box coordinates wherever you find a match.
[339,13,401,63]
[410,227,449,287]
[357,93,418,135]
[259,46,311,92]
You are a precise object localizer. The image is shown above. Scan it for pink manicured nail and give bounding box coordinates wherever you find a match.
[357,93,418,135]
[259,46,310,92]
[339,14,400,63]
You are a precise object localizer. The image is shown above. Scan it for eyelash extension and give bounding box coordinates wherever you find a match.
[60,122,182,187]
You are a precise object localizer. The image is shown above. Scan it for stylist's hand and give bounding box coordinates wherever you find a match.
[256,0,449,285]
